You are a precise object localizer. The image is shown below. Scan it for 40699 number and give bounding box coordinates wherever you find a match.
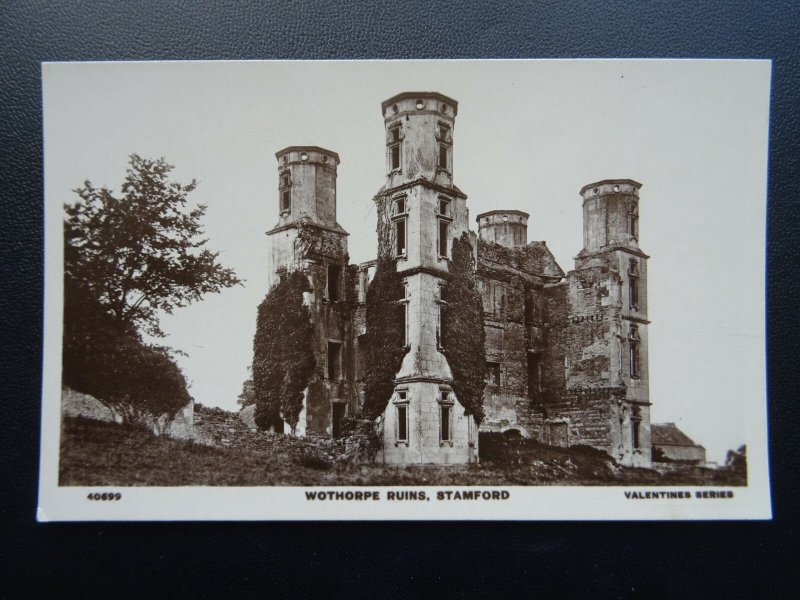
[87,492,122,501]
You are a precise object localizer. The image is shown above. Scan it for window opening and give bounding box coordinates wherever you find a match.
[441,403,451,442]
[397,402,408,442]
[486,362,501,386]
[389,124,402,171]
[399,282,409,348]
[332,403,346,438]
[628,208,639,240]
[435,284,445,347]
[437,122,451,171]
[396,218,406,257]
[527,353,541,398]
[628,259,640,309]
[438,219,449,258]
[490,283,506,317]
[628,325,640,379]
[279,171,291,213]
[631,407,642,449]
[327,341,342,380]
[326,264,341,301]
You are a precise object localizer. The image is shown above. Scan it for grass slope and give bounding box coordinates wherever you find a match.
[59,416,744,487]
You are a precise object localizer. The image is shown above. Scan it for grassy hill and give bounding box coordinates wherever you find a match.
[59,414,745,487]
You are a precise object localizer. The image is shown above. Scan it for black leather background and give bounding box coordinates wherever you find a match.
[1,1,798,597]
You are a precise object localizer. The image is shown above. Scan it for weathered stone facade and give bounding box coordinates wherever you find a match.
[375,93,477,465]
[474,180,652,467]
[266,147,360,438]
[262,91,653,467]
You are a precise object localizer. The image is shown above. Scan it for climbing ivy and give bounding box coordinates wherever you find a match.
[442,233,487,424]
[362,257,408,420]
[359,191,408,420]
[252,268,316,433]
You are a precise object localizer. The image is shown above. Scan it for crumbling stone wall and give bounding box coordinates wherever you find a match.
[300,251,360,436]
[530,252,652,467]
[532,259,625,453]
[196,405,377,467]
[564,262,622,390]
[539,394,618,449]
[542,282,568,401]
[262,218,650,467]
[477,239,564,280]
[476,239,564,437]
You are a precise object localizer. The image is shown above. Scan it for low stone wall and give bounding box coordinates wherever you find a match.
[62,387,377,468]
[170,400,194,439]
[192,407,255,447]
[193,406,377,469]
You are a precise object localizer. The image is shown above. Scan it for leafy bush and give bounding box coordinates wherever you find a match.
[725,444,747,476]
[651,446,674,463]
[237,376,255,408]
[63,278,191,432]
[62,154,239,431]
[101,339,192,433]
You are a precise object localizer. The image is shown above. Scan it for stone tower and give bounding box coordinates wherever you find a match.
[567,179,651,466]
[477,210,529,247]
[375,92,478,464]
[266,146,356,436]
[266,146,348,287]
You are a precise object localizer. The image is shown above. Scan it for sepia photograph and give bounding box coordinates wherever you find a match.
[38,59,771,520]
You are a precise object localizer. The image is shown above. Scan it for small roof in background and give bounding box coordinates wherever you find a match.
[651,423,704,448]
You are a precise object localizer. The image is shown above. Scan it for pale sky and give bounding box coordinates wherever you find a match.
[43,60,770,464]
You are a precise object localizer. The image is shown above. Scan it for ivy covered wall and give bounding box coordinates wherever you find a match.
[362,257,408,419]
[442,233,487,424]
[252,268,316,433]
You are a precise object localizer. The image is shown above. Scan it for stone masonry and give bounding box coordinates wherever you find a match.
[259,91,654,467]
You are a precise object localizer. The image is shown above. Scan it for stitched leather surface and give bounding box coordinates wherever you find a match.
[1,1,798,597]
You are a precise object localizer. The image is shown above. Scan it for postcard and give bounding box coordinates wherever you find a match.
[38,59,771,520]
